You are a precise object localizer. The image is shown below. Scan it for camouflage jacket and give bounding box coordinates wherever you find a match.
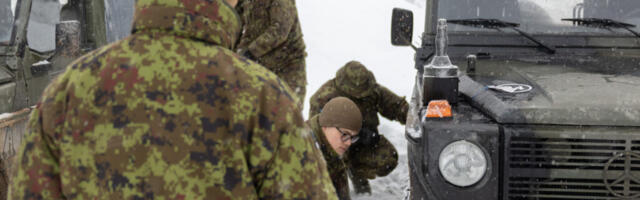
[309,79,409,132]
[236,0,306,71]
[307,115,350,200]
[10,0,336,199]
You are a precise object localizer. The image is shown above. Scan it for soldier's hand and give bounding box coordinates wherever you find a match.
[238,49,257,61]
[357,128,380,146]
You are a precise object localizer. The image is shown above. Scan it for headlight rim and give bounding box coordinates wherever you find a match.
[437,139,489,188]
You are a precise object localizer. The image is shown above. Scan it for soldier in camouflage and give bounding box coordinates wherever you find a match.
[235,0,307,108]
[309,61,409,194]
[307,97,362,200]
[10,0,337,199]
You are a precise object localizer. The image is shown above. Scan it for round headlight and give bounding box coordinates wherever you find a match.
[438,140,487,187]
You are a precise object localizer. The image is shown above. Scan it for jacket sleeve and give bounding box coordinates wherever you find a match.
[10,76,67,199]
[308,81,337,118]
[247,0,296,57]
[330,160,350,200]
[377,85,409,124]
[252,80,337,200]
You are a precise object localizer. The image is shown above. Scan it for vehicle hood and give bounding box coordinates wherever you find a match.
[460,58,640,126]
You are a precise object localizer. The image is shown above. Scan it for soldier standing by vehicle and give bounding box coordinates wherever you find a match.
[9,0,337,199]
[235,0,308,108]
[307,97,362,200]
[309,60,409,194]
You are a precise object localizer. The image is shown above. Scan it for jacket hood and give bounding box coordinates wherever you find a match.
[132,0,241,49]
[335,61,376,99]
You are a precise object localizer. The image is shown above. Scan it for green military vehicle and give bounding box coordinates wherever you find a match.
[392,0,640,199]
[0,0,133,192]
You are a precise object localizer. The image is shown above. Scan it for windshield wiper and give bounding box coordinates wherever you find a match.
[561,18,640,38]
[448,18,556,54]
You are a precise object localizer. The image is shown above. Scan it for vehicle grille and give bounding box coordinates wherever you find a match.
[505,131,640,200]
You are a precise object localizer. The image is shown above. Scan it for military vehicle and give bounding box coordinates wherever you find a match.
[392,0,640,199]
[0,0,133,193]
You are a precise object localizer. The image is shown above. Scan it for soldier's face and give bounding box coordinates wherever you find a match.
[224,0,238,7]
[322,127,358,156]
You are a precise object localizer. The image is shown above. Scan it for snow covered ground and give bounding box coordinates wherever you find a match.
[350,124,410,200]
[296,0,425,199]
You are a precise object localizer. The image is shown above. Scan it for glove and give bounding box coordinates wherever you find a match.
[357,128,380,146]
[238,49,256,61]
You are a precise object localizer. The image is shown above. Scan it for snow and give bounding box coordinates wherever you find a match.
[33,60,50,66]
[297,0,425,199]
[350,123,410,200]
[0,112,14,121]
[11,0,16,15]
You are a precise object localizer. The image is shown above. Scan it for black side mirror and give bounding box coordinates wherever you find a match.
[391,8,413,46]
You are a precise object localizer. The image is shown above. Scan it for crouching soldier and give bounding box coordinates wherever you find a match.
[307,97,362,200]
[309,61,410,194]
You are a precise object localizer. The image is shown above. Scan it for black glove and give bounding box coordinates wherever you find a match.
[239,49,256,61]
[357,128,380,146]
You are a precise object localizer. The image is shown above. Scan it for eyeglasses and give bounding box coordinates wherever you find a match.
[337,128,359,143]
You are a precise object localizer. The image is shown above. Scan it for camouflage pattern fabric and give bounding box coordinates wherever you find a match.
[236,0,307,105]
[308,61,408,188]
[306,115,350,200]
[345,135,399,178]
[10,0,337,199]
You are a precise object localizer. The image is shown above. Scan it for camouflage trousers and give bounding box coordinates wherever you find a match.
[345,135,399,192]
[267,59,307,109]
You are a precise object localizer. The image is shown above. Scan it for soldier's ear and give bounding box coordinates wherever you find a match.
[321,127,331,135]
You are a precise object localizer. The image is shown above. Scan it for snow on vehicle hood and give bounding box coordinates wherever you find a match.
[460,59,640,126]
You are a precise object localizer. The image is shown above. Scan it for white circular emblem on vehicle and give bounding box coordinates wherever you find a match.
[487,83,533,93]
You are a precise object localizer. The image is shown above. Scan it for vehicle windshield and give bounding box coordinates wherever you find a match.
[439,0,640,35]
[1,0,17,45]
